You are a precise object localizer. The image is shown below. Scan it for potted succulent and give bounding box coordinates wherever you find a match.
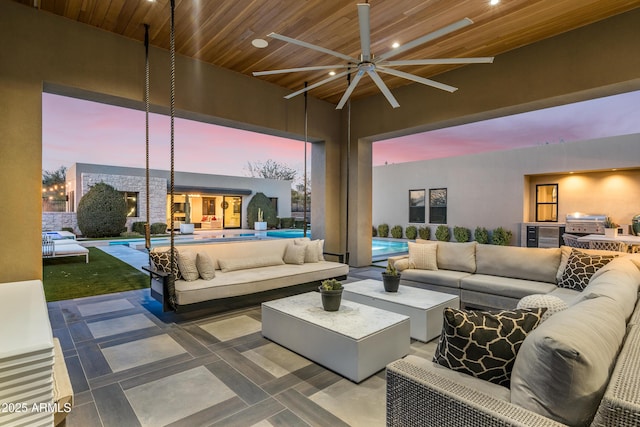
[254,208,267,231]
[604,217,619,237]
[382,260,401,292]
[319,278,343,311]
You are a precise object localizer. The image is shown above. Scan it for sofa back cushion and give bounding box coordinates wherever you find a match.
[510,296,627,426]
[416,240,477,273]
[475,245,561,283]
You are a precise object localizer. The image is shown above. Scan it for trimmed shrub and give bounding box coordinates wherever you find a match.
[280,217,295,228]
[61,227,74,234]
[378,223,389,238]
[453,226,471,243]
[435,225,450,242]
[390,225,403,238]
[294,219,306,229]
[120,231,141,238]
[372,226,378,237]
[474,226,489,244]
[405,225,418,240]
[418,226,431,240]
[492,227,513,246]
[150,222,167,234]
[77,182,127,238]
[131,221,146,234]
[247,192,277,228]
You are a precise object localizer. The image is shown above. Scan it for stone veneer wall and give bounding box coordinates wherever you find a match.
[42,212,79,234]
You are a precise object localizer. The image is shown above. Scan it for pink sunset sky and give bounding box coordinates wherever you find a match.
[43,90,640,175]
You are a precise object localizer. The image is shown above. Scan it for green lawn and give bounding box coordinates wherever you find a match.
[43,247,149,302]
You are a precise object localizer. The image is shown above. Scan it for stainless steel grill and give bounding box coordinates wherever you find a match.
[565,213,606,234]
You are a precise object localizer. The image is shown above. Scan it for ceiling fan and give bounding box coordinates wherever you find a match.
[253,2,494,109]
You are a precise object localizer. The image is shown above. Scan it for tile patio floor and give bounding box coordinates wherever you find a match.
[49,258,436,427]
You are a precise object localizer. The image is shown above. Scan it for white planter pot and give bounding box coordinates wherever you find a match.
[180,223,195,234]
[604,228,618,238]
[255,221,267,231]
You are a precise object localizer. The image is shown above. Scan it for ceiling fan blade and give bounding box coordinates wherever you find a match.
[268,32,357,63]
[336,69,365,109]
[357,3,371,61]
[377,18,474,62]
[377,66,458,92]
[284,70,350,100]
[253,65,348,76]
[382,57,494,66]
[367,70,400,108]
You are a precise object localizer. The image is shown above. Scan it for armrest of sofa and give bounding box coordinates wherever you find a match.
[386,358,565,427]
[142,265,175,312]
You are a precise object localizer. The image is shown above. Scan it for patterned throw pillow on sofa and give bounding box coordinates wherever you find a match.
[558,248,618,291]
[150,248,182,280]
[433,307,546,387]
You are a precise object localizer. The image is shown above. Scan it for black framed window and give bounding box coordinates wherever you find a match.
[429,188,447,224]
[202,197,217,215]
[409,189,425,223]
[536,184,558,222]
[122,192,138,217]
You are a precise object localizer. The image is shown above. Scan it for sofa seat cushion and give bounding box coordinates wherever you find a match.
[174,261,349,305]
[433,307,545,387]
[461,274,557,299]
[510,296,627,426]
[476,245,561,284]
[400,269,472,289]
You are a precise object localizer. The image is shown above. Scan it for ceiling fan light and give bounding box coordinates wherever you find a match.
[252,39,268,48]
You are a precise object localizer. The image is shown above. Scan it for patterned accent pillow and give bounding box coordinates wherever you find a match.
[149,249,182,280]
[558,249,618,291]
[517,294,568,322]
[408,242,438,270]
[196,253,215,280]
[176,251,199,281]
[433,307,546,387]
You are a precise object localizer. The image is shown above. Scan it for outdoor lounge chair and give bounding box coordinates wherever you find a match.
[42,235,89,263]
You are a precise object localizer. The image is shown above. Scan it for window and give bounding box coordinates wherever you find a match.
[409,190,425,223]
[202,197,217,215]
[269,197,278,213]
[429,188,447,224]
[122,192,138,217]
[536,184,558,222]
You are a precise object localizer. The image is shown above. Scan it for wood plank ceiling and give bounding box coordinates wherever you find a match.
[15,0,640,105]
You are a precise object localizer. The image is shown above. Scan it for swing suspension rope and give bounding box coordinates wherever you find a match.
[168,0,177,307]
[144,24,151,251]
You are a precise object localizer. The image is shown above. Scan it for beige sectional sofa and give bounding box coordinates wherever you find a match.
[386,240,640,426]
[147,237,349,312]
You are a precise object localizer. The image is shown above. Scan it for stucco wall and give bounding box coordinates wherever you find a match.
[373,134,640,245]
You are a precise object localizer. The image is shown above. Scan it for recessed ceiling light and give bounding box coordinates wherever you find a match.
[252,39,268,48]
[392,42,400,49]
[329,71,336,76]
[490,0,500,5]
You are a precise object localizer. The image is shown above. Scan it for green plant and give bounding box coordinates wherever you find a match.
[280,217,295,228]
[405,225,418,240]
[435,225,450,242]
[131,221,146,234]
[120,231,142,238]
[491,227,513,245]
[150,222,168,234]
[453,226,471,243]
[604,217,619,228]
[246,192,277,228]
[474,227,489,244]
[384,260,399,276]
[77,182,127,238]
[390,225,403,238]
[320,278,343,291]
[257,208,264,222]
[372,225,378,237]
[61,227,74,234]
[418,226,431,240]
[378,223,389,238]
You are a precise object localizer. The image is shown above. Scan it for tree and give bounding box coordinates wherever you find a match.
[42,165,68,212]
[245,159,297,181]
[42,165,67,187]
[77,183,127,237]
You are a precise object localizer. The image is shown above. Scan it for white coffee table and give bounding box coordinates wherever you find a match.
[261,292,410,383]
[343,279,460,342]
